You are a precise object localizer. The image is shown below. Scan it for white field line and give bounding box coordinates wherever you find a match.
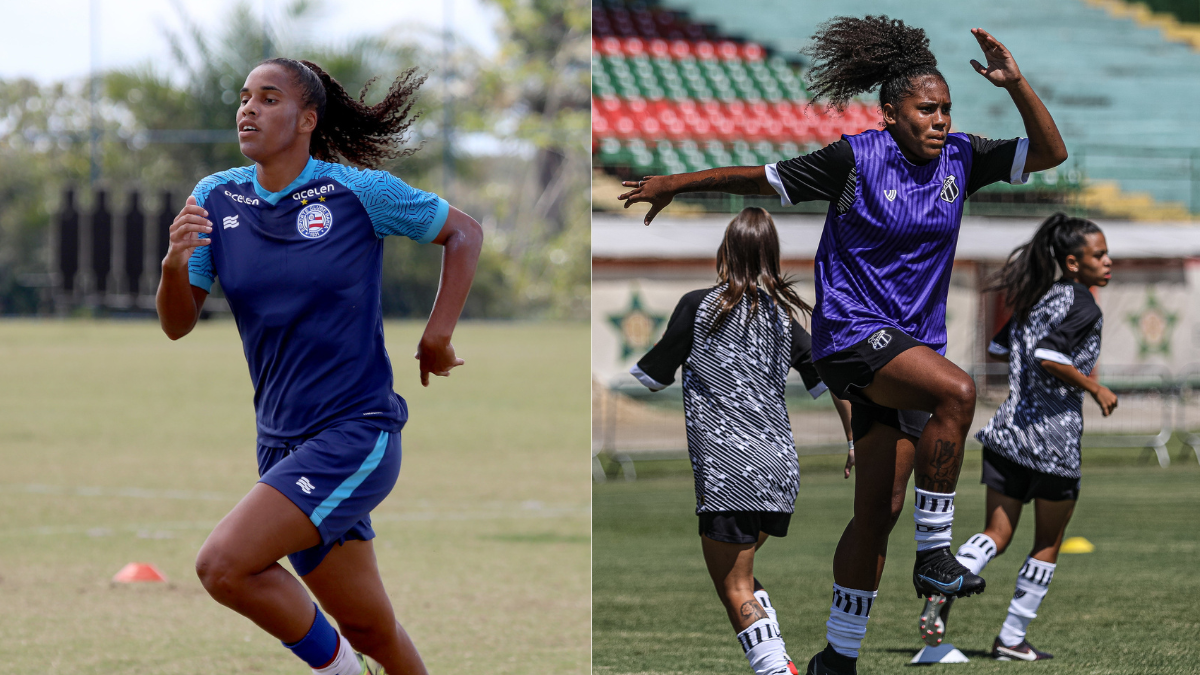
[0,484,588,538]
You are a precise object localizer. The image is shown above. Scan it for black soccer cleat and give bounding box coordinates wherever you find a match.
[992,636,1054,661]
[913,546,986,598]
[805,644,857,675]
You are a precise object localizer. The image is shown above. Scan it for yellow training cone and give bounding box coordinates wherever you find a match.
[1060,536,1095,554]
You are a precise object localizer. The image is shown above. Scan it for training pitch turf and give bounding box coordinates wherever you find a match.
[0,319,589,674]
[594,452,1199,674]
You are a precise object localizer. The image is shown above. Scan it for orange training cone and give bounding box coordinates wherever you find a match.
[112,562,168,583]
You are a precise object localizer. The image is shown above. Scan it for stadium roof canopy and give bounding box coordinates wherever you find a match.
[592,214,1200,262]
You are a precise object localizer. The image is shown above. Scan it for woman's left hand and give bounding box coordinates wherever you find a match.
[415,336,465,387]
[970,28,1022,88]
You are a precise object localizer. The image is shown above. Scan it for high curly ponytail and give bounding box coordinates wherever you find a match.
[260,57,426,169]
[801,15,943,110]
[986,213,1103,322]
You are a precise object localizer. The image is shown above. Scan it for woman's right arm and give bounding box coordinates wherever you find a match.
[156,195,211,340]
[618,166,774,226]
[1039,360,1118,416]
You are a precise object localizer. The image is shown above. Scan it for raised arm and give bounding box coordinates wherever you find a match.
[618,166,775,226]
[970,28,1067,172]
[415,205,483,386]
[156,195,210,340]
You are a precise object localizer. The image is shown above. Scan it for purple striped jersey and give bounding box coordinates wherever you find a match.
[809,129,971,360]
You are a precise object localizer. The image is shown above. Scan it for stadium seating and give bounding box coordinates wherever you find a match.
[600,0,1200,210]
[594,0,1200,212]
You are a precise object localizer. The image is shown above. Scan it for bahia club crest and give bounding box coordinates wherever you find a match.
[297,203,333,239]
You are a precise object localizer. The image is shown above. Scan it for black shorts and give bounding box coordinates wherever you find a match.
[982,448,1081,503]
[699,511,792,544]
[814,328,932,441]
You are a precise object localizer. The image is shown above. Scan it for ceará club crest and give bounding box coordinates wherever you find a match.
[297,203,333,239]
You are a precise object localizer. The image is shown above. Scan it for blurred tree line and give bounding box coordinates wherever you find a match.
[0,0,589,319]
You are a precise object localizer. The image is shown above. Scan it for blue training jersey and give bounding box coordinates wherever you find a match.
[810,129,972,360]
[187,157,449,446]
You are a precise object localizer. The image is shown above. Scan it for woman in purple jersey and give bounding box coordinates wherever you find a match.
[619,16,1066,675]
[157,59,482,675]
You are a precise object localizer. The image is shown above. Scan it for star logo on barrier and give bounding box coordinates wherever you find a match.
[1126,287,1177,358]
[607,290,666,361]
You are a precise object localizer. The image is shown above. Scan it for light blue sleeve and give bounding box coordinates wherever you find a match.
[188,234,214,292]
[188,179,217,292]
[328,166,449,243]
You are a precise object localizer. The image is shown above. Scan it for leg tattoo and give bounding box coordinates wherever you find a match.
[919,440,960,493]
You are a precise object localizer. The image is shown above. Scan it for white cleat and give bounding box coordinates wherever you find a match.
[918,594,947,646]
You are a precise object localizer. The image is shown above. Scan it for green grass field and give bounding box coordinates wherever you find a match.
[594,452,1200,674]
[0,319,589,674]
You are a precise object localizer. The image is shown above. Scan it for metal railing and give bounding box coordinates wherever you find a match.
[593,363,1197,481]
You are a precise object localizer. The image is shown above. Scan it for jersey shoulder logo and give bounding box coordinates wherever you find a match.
[222,215,239,229]
[868,329,891,351]
[939,175,960,203]
[297,203,333,239]
[884,189,897,202]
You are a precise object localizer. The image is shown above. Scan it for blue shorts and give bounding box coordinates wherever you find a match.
[257,419,402,576]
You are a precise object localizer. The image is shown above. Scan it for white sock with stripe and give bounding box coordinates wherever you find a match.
[956,533,998,576]
[825,584,876,659]
[998,557,1056,647]
[753,589,793,664]
[737,618,791,675]
[913,488,955,551]
[313,634,360,675]
[754,589,780,625]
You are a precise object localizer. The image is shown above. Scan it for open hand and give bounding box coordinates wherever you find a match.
[970,28,1023,88]
[414,336,465,387]
[844,443,855,479]
[618,175,675,226]
[1091,385,1118,416]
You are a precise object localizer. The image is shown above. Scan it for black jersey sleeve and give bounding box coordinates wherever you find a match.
[631,288,710,391]
[1034,286,1103,366]
[789,318,827,398]
[768,139,855,206]
[966,135,1027,196]
[988,318,1013,358]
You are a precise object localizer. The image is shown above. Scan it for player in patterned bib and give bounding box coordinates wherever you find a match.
[156,58,483,675]
[619,17,1068,675]
[631,208,853,675]
[919,214,1114,661]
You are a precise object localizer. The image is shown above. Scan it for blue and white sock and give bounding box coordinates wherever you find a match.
[956,533,998,576]
[913,488,955,551]
[284,604,340,669]
[314,634,362,675]
[998,557,1056,647]
[737,618,791,675]
[825,584,876,659]
[283,605,360,675]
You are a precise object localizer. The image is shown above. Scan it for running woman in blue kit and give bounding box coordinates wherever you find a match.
[156,59,482,675]
[618,17,1067,674]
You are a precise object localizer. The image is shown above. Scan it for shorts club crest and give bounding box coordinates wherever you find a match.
[868,329,891,351]
[297,203,333,238]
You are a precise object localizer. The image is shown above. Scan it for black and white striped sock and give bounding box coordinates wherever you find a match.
[737,618,791,675]
[998,557,1056,647]
[913,488,955,551]
[825,584,876,659]
[955,533,998,576]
